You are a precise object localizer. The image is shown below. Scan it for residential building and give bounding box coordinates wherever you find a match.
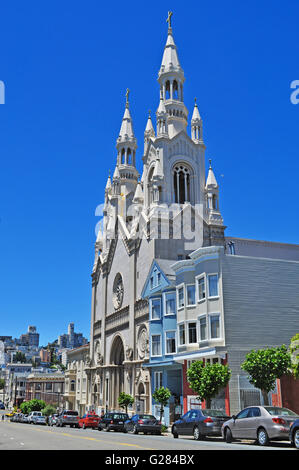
[58,322,88,350]
[64,344,89,415]
[142,260,182,425]
[170,243,299,415]
[25,372,65,409]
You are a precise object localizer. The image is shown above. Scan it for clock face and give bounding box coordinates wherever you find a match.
[113,273,124,310]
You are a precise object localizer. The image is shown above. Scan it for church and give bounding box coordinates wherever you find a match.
[84,13,299,417]
[84,13,226,414]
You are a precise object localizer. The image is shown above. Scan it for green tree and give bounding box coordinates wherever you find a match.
[20,401,31,414]
[289,334,299,379]
[152,387,171,424]
[118,392,134,413]
[241,345,292,405]
[187,361,231,409]
[0,378,5,389]
[41,404,56,417]
[13,352,27,363]
[27,399,46,412]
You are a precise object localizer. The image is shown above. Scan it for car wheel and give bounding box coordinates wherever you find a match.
[123,427,127,433]
[257,428,270,446]
[293,429,299,449]
[133,425,138,434]
[225,427,233,443]
[193,426,202,441]
[172,425,178,438]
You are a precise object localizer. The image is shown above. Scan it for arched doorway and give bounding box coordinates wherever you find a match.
[110,336,125,410]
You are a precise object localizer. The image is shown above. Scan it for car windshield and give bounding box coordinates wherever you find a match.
[202,409,228,417]
[88,414,99,418]
[65,411,78,416]
[140,415,155,420]
[112,414,127,419]
[264,407,297,416]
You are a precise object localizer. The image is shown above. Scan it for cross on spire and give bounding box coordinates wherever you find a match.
[125,88,130,107]
[166,11,173,29]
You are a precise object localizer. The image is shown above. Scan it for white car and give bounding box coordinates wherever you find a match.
[28,411,42,424]
[34,415,46,425]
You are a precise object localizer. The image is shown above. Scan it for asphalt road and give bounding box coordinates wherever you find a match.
[0,413,296,451]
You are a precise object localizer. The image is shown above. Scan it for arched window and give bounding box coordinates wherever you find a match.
[165,81,170,100]
[212,194,218,210]
[173,80,178,100]
[121,148,125,164]
[127,148,132,165]
[173,164,191,204]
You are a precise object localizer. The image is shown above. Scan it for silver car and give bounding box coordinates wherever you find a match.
[222,405,299,446]
[34,415,47,425]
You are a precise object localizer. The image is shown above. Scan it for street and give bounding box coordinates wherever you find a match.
[0,412,295,451]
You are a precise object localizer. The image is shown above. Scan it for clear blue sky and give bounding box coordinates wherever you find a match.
[0,0,298,346]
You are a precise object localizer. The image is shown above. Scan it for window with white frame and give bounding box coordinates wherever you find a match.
[165,331,176,354]
[150,298,161,320]
[151,335,162,356]
[186,284,196,306]
[164,291,176,315]
[179,323,186,345]
[188,322,197,344]
[210,314,221,339]
[199,316,207,341]
[177,286,185,309]
[154,371,163,389]
[208,274,219,298]
[197,276,206,301]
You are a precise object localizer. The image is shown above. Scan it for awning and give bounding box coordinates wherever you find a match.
[173,348,218,363]
[142,360,176,368]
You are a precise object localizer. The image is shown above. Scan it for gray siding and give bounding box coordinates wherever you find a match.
[222,254,299,414]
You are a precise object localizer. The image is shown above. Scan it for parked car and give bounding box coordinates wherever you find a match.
[78,412,100,429]
[34,415,47,425]
[99,412,129,432]
[172,409,231,440]
[56,410,79,428]
[28,411,43,424]
[48,414,59,426]
[289,418,299,449]
[222,406,299,446]
[21,414,29,423]
[11,413,22,422]
[124,414,161,435]
[0,403,5,410]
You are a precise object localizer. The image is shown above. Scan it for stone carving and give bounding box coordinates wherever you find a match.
[113,273,124,310]
[94,340,103,365]
[137,327,149,359]
[125,347,133,361]
[85,354,92,368]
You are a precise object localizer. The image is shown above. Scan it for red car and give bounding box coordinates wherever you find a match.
[78,412,100,429]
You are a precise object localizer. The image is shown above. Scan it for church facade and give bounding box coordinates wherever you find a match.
[85,16,226,414]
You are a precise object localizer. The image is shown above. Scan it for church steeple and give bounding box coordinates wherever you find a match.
[116,89,137,167]
[157,12,188,139]
[191,98,203,143]
[114,89,139,198]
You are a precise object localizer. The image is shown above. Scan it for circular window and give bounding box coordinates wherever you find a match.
[113,273,124,310]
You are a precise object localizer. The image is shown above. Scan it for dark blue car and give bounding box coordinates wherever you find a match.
[124,414,161,435]
[290,419,299,449]
[172,409,230,440]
